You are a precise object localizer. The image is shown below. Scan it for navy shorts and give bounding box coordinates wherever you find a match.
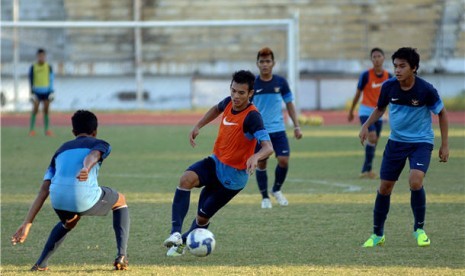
[380,140,434,181]
[255,131,290,157]
[54,186,119,223]
[360,116,383,137]
[33,92,52,101]
[187,157,242,219]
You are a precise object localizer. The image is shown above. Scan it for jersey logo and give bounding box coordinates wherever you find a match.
[371,82,383,89]
[412,99,420,106]
[274,87,281,93]
[256,89,263,93]
[223,117,239,126]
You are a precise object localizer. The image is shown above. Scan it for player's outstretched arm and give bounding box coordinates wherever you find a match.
[348,88,362,122]
[438,108,449,162]
[359,107,385,145]
[246,140,273,175]
[285,102,302,139]
[11,180,51,245]
[189,105,221,147]
[77,150,102,181]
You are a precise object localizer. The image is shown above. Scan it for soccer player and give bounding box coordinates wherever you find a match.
[11,110,130,270]
[163,70,273,256]
[348,48,392,179]
[29,48,55,136]
[252,47,302,209]
[360,47,449,247]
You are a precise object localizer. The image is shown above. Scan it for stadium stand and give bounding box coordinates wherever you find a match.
[1,0,463,73]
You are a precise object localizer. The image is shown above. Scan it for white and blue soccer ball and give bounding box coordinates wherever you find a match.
[186,228,216,257]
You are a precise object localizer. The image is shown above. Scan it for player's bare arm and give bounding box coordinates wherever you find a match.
[359,107,385,144]
[11,180,51,245]
[285,102,302,139]
[246,140,273,175]
[348,88,363,122]
[77,150,103,181]
[189,105,222,147]
[438,108,449,162]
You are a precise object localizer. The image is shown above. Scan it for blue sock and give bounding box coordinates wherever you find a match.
[373,191,390,236]
[181,218,210,244]
[411,187,426,231]
[36,222,70,267]
[256,169,269,198]
[171,188,191,234]
[362,143,376,172]
[272,165,288,193]
[113,207,130,256]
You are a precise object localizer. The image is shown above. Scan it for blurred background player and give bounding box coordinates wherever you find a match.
[29,48,55,136]
[11,110,130,271]
[163,70,273,256]
[348,48,392,179]
[253,47,302,209]
[359,47,449,248]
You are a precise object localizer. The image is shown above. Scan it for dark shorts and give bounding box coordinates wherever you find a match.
[187,157,242,219]
[33,92,52,101]
[380,140,433,181]
[255,131,290,157]
[360,116,383,137]
[54,186,119,223]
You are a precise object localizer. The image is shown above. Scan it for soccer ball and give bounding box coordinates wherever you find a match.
[186,228,216,257]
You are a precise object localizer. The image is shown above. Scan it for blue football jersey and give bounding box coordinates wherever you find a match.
[378,76,444,144]
[252,74,294,133]
[44,136,111,212]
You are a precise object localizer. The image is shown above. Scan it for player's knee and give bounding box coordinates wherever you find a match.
[64,215,80,230]
[277,157,289,168]
[409,170,424,190]
[379,181,395,195]
[257,159,267,170]
[196,215,210,226]
[179,172,198,189]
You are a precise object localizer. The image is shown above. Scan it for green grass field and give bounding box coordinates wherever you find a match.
[1,123,464,275]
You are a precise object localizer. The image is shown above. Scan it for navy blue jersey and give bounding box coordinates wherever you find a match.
[44,136,111,212]
[252,75,293,133]
[378,76,444,144]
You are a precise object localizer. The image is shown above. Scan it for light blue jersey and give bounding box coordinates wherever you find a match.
[44,136,111,212]
[252,75,294,133]
[378,77,444,144]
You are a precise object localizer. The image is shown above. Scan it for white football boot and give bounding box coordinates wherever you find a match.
[261,198,272,209]
[272,191,289,206]
[163,232,182,248]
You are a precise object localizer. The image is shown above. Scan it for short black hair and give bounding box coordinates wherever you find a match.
[392,47,420,74]
[370,47,384,56]
[72,110,98,135]
[37,48,46,55]
[231,70,255,91]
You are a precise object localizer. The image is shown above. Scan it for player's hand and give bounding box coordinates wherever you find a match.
[348,112,354,122]
[294,127,302,140]
[189,126,200,148]
[246,155,259,175]
[76,168,89,181]
[359,126,369,145]
[439,144,449,162]
[29,94,39,103]
[11,222,32,245]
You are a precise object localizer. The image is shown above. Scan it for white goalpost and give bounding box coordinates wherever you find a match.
[2,15,299,111]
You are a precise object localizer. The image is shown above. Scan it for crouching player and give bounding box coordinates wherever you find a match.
[163,70,274,256]
[11,110,130,270]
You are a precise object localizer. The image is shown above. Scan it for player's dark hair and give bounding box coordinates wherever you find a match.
[37,48,46,55]
[257,47,274,61]
[231,70,255,91]
[392,47,420,74]
[370,47,384,56]
[72,110,98,135]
